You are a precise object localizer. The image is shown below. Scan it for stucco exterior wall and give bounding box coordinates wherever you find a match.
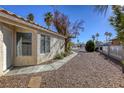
[0,22,38,69]
[37,31,65,64]
[0,22,14,75]
[14,27,37,66]
[0,23,3,75]
[0,14,65,76]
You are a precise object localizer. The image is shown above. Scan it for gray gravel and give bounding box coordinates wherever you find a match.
[0,52,124,88]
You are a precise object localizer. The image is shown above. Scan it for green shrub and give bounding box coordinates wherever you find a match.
[61,52,68,57]
[121,61,124,65]
[85,40,95,52]
[54,51,72,60]
[54,53,64,59]
[67,42,74,52]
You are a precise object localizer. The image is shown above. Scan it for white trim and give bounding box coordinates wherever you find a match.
[3,66,13,75]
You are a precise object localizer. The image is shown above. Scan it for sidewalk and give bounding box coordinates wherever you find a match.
[6,52,78,76]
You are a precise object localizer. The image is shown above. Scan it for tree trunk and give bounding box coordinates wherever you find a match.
[65,38,68,52]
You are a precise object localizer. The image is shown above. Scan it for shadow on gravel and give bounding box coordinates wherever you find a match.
[98,52,122,72]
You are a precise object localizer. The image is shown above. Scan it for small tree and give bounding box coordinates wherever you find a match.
[27,13,34,21]
[85,40,95,52]
[53,10,84,52]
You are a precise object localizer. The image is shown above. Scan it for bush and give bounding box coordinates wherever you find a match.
[95,47,99,51]
[54,53,64,59]
[61,52,68,57]
[67,42,74,52]
[121,61,124,65]
[54,51,72,60]
[85,40,95,52]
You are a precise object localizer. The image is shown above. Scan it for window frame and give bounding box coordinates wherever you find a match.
[40,34,45,53]
[16,32,32,56]
[40,34,50,54]
[45,36,50,53]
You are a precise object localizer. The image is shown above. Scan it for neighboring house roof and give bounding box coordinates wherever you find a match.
[0,8,66,38]
[110,38,117,41]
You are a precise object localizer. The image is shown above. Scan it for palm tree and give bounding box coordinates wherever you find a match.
[94,5,109,15]
[95,5,124,15]
[92,35,95,42]
[44,12,53,29]
[108,32,112,40]
[96,32,99,41]
[27,13,34,21]
[53,11,70,52]
[71,20,84,38]
[104,32,109,42]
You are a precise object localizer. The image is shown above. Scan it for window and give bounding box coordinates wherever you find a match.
[45,36,50,52]
[40,35,50,53]
[16,32,32,56]
[40,35,45,53]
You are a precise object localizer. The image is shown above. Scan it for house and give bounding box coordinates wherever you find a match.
[0,9,66,76]
[110,38,121,45]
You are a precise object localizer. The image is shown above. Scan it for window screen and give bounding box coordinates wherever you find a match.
[45,36,50,53]
[40,35,50,53]
[40,35,45,53]
[16,32,32,56]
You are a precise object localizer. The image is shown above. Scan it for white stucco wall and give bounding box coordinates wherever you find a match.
[0,22,14,76]
[0,21,65,77]
[0,23,3,75]
[37,31,65,64]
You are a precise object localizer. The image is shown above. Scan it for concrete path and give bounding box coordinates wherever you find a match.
[6,52,77,76]
[28,76,41,88]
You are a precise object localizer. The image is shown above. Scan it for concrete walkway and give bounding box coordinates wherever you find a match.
[28,76,41,88]
[6,52,77,76]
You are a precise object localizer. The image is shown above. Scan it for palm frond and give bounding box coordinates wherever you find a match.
[94,5,109,16]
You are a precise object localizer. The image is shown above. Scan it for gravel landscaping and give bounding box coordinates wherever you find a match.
[0,52,124,88]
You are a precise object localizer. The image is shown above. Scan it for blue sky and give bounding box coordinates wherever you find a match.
[0,5,116,43]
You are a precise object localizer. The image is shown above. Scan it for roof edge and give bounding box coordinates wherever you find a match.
[0,8,66,38]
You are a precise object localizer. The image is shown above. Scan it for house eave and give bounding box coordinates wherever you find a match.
[0,12,66,39]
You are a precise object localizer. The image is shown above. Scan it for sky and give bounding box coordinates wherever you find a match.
[0,5,116,43]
